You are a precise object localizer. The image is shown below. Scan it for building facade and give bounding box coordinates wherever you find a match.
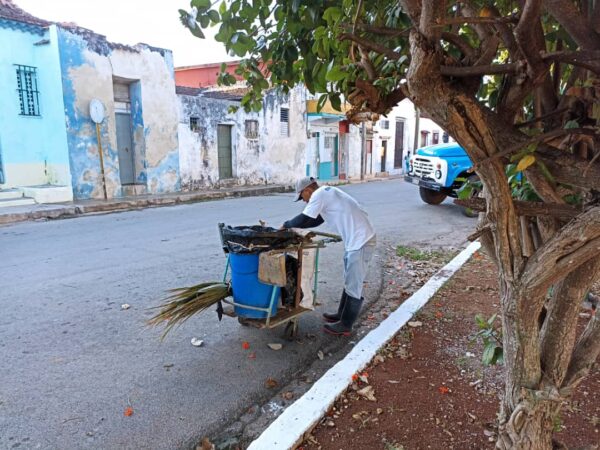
[177,85,308,189]
[0,1,180,202]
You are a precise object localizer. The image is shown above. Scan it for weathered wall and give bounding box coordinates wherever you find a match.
[0,23,71,189]
[177,86,307,189]
[57,27,179,199]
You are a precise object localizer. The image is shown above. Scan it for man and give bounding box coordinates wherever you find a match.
[282,177,376,336]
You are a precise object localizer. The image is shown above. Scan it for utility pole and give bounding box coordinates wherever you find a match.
[360,122,366,181]
[413,105,420,153]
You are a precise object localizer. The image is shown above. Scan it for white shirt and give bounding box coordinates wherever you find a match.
[303,186,375,251]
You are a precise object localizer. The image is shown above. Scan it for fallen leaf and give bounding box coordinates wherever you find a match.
[124,407,134,417]
[359,372,369,383]
[351,374,359,382]
[200,437,214,450]
[435,311,444,319]
[265,377,278,389]
[408,321,423,327]
[242,341,250,350]
[268,343,283,351]
[191,338,204,347]
[282,391,294,400]
[248,351,256,359]
[357,385,377,401]
[121,304,130,310]
[317,350,324,360]
[376,408,383,415]
[438,386,450,394]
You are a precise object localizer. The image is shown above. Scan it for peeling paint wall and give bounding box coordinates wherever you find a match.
[0,24,71,189]
[177,85,307,189]
[56,27,179,199]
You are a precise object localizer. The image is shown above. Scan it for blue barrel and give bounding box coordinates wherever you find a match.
[229,253,280,319]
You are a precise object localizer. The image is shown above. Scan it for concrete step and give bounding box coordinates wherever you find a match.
[121,184,148,197]
[0,197,36,208]
[0,188,24,201]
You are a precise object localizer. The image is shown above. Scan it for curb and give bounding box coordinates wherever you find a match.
[0,186,291,226]
[247,241,481,450]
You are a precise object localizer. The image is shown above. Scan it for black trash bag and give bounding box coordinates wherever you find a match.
[218,224,303,254]
[281,255,303,307]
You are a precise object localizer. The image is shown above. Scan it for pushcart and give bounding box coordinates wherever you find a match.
[217,224,341,340]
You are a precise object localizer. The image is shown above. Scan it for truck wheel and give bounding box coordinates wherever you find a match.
[419,187,447,205]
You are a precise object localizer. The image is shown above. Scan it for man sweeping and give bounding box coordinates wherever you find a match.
[282,177,376,336]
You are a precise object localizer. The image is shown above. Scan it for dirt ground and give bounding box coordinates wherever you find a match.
[301,250,600,450]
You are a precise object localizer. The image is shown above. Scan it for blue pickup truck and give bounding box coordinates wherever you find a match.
[404,142,476,208]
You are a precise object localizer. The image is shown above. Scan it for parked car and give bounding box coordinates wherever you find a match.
[404,142,478,215]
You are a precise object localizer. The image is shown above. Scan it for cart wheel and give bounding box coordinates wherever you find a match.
[283,320,299,341]
[238,317,250,327]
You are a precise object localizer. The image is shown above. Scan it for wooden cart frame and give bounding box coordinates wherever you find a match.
[220,232,339,339]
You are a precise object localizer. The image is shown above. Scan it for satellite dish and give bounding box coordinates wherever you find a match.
[89,99,105,124]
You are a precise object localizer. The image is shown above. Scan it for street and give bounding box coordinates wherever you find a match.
[0,179,474,449]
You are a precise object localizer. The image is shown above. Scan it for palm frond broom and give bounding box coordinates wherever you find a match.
[147,281,231,339]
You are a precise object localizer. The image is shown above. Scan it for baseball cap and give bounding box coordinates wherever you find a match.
[295,177,316,201]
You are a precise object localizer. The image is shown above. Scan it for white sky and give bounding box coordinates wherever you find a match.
[15,0,232,67]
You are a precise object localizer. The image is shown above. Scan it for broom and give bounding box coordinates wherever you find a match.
[147,281,231,339]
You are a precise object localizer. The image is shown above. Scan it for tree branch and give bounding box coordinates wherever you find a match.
[540,256,600,387]
[521,207,600,295]
[441,31,476,61]
[545,0,600,56]
[339,33,402,60]
[562,313,600,392]
[454,198,581,218]
[432,14,519,27]
[440,63,519,77]
[472,128,598,169]
[541,50,600,73]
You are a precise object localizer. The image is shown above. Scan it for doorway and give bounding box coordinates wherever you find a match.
[381,140,387,172]
[217,125,233,179]
[394,120,404,169]
[116,112,135,185]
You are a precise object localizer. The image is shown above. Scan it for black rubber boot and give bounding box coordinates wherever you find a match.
[323,295,363,336]
[322,291,348,323]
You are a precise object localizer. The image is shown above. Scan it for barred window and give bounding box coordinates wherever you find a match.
[324,135,336,150]
[245,120,259,139]
[280,107,289,136]
[379,119,390,129]
[190,116,200,132]
[15,65,40,116]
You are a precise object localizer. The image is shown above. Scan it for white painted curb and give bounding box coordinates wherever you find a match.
[247,241,481,450]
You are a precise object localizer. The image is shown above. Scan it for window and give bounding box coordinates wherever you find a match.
[280,107,289,136]
[432,131,439,145]
[324,135,336,150]
[379,119,390,130]
[245,120,259,139]
[15,65,40,116]
[189,117,200,132]
[420,130,429,147]
[442,132,449,143]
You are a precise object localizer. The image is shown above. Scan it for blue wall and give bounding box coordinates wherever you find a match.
[0,22,70,187]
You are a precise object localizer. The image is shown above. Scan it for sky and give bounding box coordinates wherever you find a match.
[15,0,233,67]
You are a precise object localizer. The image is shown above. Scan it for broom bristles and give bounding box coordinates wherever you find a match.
[147,282,231,340]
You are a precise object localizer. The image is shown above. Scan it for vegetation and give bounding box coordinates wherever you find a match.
[181,1,600,448]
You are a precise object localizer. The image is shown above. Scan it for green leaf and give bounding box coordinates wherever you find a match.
[317,93,328,112]
[482,342,496,365]
[325,65,347,82]
[207,10,220,23]
[491,347,504,365]
[564,119,579,129]
[199,14,210,28]
[323,6,342,23]
[329,93,342,111]
[191,0,211,12]
[219,1,227,15]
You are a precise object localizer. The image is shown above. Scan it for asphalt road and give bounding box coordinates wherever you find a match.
[0,179,474,449]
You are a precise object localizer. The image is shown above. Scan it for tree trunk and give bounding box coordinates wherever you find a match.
[497,397,556,450]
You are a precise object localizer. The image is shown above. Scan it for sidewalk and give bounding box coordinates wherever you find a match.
[0,184,291,226]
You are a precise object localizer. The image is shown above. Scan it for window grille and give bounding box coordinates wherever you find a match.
[324,135,336,149]
[379,119,390,129]
[190,116,200,132]
[280,107,289,136]
[245,120,259,139]
[15,65,40,116]
[432,131,439,145]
